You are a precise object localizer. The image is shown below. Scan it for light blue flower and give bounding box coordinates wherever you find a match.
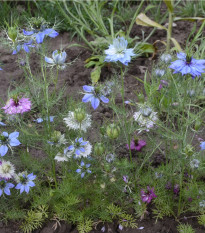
[23,28,58,44]
[105,37,135,66]
[169,52,205,78]
[45,50,67,69]
[76,161,91,178]
[0,132,21,156]
[34,116,55,123]
[15,173,36,194]
[200,141,205,151]
[0,122,6,126]
[0,179,14,196]
[0,68,2,71]
[68,138,88,156]
[12,40,35,54]
[82,85,109,110]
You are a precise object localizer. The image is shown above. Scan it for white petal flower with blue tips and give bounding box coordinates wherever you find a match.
[45,50,67,69]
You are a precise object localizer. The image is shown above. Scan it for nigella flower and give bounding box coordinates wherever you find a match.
[64,110,91,132]
[104,37,135,66]
[12,40,35,54]
[15,172,36,194]
[126,138,146,151]
[123,175,128,184]
[173,184,180,195]
[190,159,200,169]
[0,178,14,196]
[155,69,165,77]
[48,131,67,147]
[141,186,157,204]
[67,138,92,158]
[45,50,67,69]
[34,116,55,123]
[199,200,205,208]
[200,141,205,150]
[54,147,73,162]
[0,160,15,179]
[160,54,172,64]
[0,67,2,70]
[133,106,158,131]
[76,161,91,178]
[158,79,169,91]
[0,122,6,126]
[23,28,58,44]
[0,132,21,156]
[169,52,205,78]
[106,153,115,163]
[2,97,31,115]
[82,85,109,110]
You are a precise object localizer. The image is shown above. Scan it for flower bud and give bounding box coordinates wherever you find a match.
[137,92,145,103]
[8,27,17,42]
[106,123,120,139]
[74,108,86,123]
[94,142,105,155]
[194,120,202,131]
[155,69,165,77]
[184,144,194,156]
[160,54,172,64]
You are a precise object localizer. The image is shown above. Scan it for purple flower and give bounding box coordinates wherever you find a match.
[123,175,128,183]
[82,85,109,110]
[158,80,169,91]
[15,173,36,194]
[23,28,58,44]
[126,139,146,151]
[165,181,172,190]
[76,161,91,178]
[0,178,14,196]
[141,186,157,204]
[200,141,205,151]
[173,184,180,195]
[169,52,205,78]
[12,40,35,54]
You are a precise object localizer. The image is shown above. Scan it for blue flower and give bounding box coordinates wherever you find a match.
[200,141,205,151]
[0,122,6,126]
[45,50,67,69]
[105,37,135,66]
[34,116,55,123]
[0,68,2,71]
[15,173,36,194]
[169,52,205,78]
[82,85,109,110]
[12,40,35,54]
[0,179,14,196]
[23,28,58,44]
[0,132,21,156]
[68,138,88,156]
[76,161,91,178]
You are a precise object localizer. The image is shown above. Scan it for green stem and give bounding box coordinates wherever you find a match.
[166,11,173,53]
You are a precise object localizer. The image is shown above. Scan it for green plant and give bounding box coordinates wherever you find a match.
[177,224,195,233]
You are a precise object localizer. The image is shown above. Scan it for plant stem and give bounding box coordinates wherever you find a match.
[166,11,173,53]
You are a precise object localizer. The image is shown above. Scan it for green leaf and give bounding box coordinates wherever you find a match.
[174,17,205,22]
[170,37,182,51]
[139,43,156,54]
[163,0,173,13]
[91,66,101,84]
[136,13,167,30]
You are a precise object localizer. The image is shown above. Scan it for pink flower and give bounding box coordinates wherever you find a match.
[141,186,157,203]
[2,97,31,115]
[126,139,146,151]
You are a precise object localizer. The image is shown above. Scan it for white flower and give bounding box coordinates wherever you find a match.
[133,108,158,131]
[48,132,67,147]
[190,159,200,169]
[64,111,91,132]
[45,50,67,69]
[0,160,15,179]
[54,148,72,162]
[160,54,172,63]
[199,200,205,208]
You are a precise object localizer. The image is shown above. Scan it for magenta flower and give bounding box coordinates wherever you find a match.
[141,186,157,204]
[2,97,31,115]
[126,139,146,151]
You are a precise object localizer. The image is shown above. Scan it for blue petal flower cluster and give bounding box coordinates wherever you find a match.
[82,85,109,110]
[13,40,35,55]
[76,161,91,178]
[68,138,87,156]
[23,28,58,44]
[15,173,36,194]
[105,37,135,66]
[169,52,205,78]
[0,132,21,156]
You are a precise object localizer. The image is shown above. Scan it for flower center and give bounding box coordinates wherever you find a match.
[186,55,192,64]
[0,135,7,143]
